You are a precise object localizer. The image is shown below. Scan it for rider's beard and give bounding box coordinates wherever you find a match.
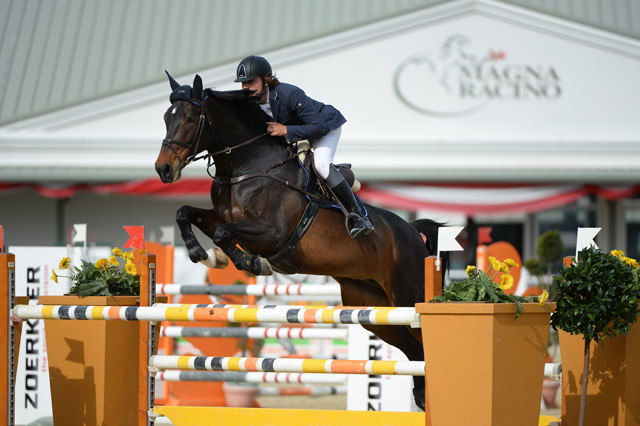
[256,85,268,104]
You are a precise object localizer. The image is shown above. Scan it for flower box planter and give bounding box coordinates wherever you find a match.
[40,295,166,426]
[415,302,555,426]
[559,324,640,426]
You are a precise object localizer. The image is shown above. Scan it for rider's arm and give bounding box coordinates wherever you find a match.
[278,84,332,141]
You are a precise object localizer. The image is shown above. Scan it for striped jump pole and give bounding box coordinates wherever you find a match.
[149,355,562,380]
[160,326,348,340]
[157,303,336,309]
[149,355,426,376]
[258,386,346,396]
[157,283,341,297]
[157,371,347,385]
[12,304,421,327]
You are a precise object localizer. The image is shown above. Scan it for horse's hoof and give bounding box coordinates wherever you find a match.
[413,387,426,412]
[253,257,273,276]
[198,248,229,269]
[189,246,208,263]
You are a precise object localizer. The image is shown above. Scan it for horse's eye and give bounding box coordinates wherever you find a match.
[186,116,196,124]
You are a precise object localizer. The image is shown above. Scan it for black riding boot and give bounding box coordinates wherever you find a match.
[329,175,375,239]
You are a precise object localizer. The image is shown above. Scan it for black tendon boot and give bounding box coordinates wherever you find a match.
[326,166,374,239]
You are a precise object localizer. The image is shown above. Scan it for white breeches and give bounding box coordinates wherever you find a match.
[311,127,342,180]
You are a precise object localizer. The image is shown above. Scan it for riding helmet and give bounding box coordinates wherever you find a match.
[234,55,272,82]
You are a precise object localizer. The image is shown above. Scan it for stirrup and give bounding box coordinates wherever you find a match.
[345,213,374,239]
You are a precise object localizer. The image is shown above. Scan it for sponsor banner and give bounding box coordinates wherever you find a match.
[9,246,68,424]
[346,325,419,412]
[9,245,114,423]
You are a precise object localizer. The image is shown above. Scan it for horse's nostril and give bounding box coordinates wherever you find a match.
[161,164,171,177]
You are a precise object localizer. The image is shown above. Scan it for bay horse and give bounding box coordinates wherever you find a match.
[154,73,450,410]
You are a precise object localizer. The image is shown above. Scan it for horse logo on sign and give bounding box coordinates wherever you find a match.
[393,34,562,117]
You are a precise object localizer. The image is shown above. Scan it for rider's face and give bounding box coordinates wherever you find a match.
[241,77,268,103]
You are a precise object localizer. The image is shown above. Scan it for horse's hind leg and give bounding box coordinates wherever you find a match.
[176,205,228,268]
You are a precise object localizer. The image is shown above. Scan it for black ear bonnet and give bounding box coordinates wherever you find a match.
[165,70,204,104]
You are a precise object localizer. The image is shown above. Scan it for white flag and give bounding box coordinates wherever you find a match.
[71,224,87,244]
[575,227,600,259]
[159,226,175,246]
[436,226,464,270]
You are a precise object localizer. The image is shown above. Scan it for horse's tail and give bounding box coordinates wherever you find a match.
[410,218,451,289]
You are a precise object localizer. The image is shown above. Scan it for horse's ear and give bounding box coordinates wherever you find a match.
[165,70,180,91]
[193,74,203,100]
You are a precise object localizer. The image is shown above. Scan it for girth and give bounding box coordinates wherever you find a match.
[265,196,321,275]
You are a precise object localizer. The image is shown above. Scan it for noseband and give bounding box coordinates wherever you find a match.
[161,98,210,170]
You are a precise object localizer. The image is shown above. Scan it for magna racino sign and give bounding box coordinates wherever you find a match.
[393,34,562,117]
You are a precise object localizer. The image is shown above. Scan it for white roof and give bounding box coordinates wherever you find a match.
[2,0,640,184]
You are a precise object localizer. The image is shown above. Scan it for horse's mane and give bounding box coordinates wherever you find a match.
[204,88,271,134]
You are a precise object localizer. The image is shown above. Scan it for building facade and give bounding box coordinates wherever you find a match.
[1,0,640,268]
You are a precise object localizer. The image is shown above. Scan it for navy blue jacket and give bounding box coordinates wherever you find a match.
[268,83,346,142]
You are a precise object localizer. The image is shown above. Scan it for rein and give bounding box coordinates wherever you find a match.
[163,97,318,200]
[208,132,270,157]
[162,97,270,170]
[219,154,322,202]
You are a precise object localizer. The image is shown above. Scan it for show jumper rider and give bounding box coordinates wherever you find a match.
[234,55,374,239]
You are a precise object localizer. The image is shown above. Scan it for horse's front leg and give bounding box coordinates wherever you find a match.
[213,217,278,276]
[176,205,228,268]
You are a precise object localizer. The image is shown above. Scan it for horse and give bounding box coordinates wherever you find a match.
[154,73,450,410]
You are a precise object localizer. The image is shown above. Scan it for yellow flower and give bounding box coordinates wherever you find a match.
[620,256,639,269]
[465,265,476,276]
[539,290,549,306]
[112,247,123,257]
[610,249,625,257]
[95,258,109,269]
[125,262,137,276]
[58,257,71,270]
[499,274,514,290]
[488,256,502,272]
[123,251,134,260]
[498,262,509,273]
[109,256,119,266]
[50,270,58,283]
[504,258,519,268]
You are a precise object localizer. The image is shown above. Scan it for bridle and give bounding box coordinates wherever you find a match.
[161,97,269,174]
[161,98,210,170]
[161,96,317,199]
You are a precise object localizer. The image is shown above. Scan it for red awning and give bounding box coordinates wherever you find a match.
[2,179,638,215]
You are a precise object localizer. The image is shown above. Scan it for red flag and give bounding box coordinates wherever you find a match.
[123,226,145,249]
[478,226,493,246]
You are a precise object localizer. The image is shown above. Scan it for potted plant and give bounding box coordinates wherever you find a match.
[552,246,640,426]
[50,246,142,297]
[416,256,554,426]
[43,248,161,426]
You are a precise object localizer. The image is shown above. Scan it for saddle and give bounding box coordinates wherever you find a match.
[295,140,360,195]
